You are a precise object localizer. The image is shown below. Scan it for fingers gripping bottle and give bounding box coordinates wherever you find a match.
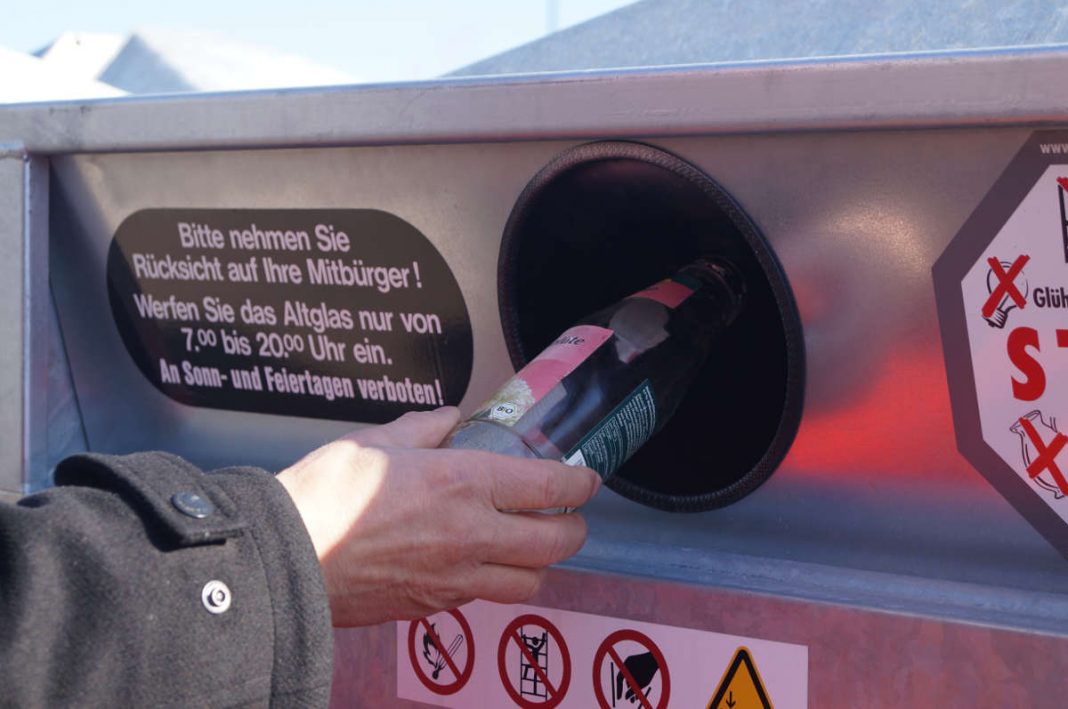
[444,258,746,483]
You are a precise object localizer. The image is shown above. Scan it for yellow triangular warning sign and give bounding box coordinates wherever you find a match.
[707,647,773,709]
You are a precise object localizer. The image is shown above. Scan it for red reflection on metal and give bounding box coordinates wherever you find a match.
[784,345,977,482]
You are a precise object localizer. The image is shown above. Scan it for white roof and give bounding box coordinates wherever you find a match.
[97,29,358,94]
[34,32,127,83]
[4,28,359,103]
[0,44,125,104]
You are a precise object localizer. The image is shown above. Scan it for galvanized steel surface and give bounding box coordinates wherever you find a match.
[1,48,1068,153]
[335,567,1068,707]
[0,147,50,496]
[1,52,1066,706]
[46,128,1068,633]
[0,147,24,496]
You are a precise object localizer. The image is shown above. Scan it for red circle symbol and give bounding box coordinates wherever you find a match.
[497,613,572,708]
[592,629,670,709]
[407,608,475,696]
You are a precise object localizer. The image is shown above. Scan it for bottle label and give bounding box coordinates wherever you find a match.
[475,325,613,426]
[563,379,657,478]
[628,274,698,309]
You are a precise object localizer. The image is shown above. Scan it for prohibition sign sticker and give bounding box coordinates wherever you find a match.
[497,613,572,708]
[593,629,670,709]
[933,130,1068,557]
[407,608,475,695]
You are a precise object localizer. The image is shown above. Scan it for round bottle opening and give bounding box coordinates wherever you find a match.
[498,141,805,511]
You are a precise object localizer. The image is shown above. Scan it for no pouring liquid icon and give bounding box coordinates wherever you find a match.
[1011,411,1068,501]
[609,651,661,705]
[594,629,670,709]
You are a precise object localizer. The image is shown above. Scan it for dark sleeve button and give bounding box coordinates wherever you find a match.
[171,491,215,519]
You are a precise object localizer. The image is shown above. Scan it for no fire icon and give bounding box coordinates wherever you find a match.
[407,608,475,696]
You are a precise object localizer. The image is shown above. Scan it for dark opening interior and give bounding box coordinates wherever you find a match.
[498,141,805,511]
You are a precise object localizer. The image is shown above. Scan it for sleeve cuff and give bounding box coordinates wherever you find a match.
[208,463,335,705]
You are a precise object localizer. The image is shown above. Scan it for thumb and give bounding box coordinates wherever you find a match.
[347,406,462,449]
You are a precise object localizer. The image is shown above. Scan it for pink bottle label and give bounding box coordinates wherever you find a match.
[629,278,694,309]
[475,325,613,426]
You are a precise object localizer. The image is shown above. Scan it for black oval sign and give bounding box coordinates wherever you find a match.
[107,208,472,423]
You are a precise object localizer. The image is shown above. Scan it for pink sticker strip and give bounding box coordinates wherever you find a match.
[629,278,694,309]
[518,325,614,401]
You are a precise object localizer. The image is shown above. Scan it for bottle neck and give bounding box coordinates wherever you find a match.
[633,258,746,332]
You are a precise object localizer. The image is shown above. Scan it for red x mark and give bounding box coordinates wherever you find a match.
[1017,416,1068,496]
[982,255,1030,319]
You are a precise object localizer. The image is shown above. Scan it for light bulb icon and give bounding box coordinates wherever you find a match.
[985,260,1029,328]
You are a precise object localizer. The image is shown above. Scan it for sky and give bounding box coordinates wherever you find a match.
[0,0,638,82]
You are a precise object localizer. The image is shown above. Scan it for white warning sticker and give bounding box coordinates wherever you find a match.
[936,131,1068,556]
[397,600,807,708]
[961,167,1068,523]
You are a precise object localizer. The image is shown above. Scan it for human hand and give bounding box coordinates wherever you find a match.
[276,407,600,627]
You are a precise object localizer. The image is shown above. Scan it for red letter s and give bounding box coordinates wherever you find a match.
[1008,327,1045,401]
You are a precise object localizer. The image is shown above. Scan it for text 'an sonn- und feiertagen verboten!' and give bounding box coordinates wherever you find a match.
[110,212,473,422]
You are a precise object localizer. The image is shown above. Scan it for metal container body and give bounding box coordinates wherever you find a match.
[2,49,1067,705]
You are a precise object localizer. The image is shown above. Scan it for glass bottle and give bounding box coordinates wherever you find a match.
[444,258,745,482]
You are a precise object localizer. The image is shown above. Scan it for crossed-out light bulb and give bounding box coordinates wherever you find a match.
[985,261,1029,329]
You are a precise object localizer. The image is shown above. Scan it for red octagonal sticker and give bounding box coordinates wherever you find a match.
[934,130,1068,558]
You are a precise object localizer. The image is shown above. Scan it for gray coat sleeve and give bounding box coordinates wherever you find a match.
[0,451,333,707]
